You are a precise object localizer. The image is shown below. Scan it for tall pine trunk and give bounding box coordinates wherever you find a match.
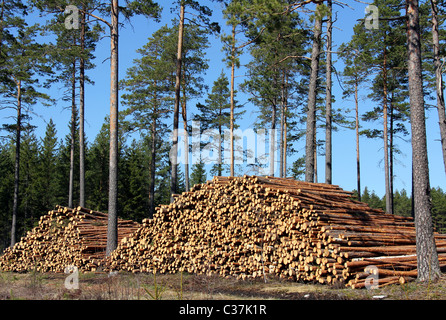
[280,71,285,178]
[230,25,236,177]
[68,58,76,209]
[390,99,394,214]
[270,71,277,177]
[106,0,119,256]
[406,0,441,282]
[431,0,446,176]
[283,74,288,178]
[181,81,189,191]
[218,126,223,176]
[325,0,333,185]
[270,105,276,176]
[355,79,361,201]
[170,3,184,201]
[382,48,392,214]
[79,8,86,208]
[149,115,156,218]
[11,79,21,247]
[305,4,322,182]
[314,144,318,182]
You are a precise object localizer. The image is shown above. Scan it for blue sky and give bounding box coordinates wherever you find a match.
[2,1,445,199]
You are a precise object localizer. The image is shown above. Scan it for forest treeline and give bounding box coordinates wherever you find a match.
[0,0,446,280]
[1,118,446,251]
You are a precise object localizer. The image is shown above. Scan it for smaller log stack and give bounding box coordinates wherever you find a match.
[0,206,140,272]
[107,176,446,288]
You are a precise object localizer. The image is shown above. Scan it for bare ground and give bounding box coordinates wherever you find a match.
[1,271,446,300]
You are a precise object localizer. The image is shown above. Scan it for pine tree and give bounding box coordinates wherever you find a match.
[242,2,308,176]
[0,140,14,251]
[324,0,333,184]
[19,126,39,232]
[339,41,369,201]
[406,0,441,282]
[0,0,27,77]
[222,0,252,177]
[190,156,207,187]
[169,0,219,200]
[361,187,385,211]
[305,3,323,182]
[72,0,162,256]
[393,189,412,217]
[85,121,109,213]
[179,22,210,190]
[51,0,163,256]
[290,156,305,180]
[119,139,149,222]
[429,0,446,176]
[345,0,407,214]
[38,119,60,212]
[0,22,53,246]
[59,111,80,208]
[121,24,173,217]
[431,187,446,233]
[194,70,244,177]
[32,0,103,208]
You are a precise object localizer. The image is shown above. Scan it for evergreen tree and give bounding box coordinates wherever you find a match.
[0,22,53,246]
[59,110,80,208]
[242,2,308,176]
[360,187,385,211]
[19,126,39,231]
[119,139,149,222]
[393,189,412,217]
[194,70,244,177]
[190,156,207,187]
[180,22,210,191]
[41,2,102,208]
[339,41,369,201]
[37,119,60,212]
[289,156,305,180]
[406,0,441,281]
[0,0,27,78]
[85,121,109,213]
[431,187,446,233]
[120,24,174,217]
[169,0,219,200]
[304,3,323,182]
[0,141,13,251]
[345,0,407,214]
[222,0,252,176]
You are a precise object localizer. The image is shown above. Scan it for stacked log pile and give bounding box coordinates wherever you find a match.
[0,206,140,272]
[107,175,446,288]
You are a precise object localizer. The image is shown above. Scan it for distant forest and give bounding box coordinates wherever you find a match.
[1,116,446,250]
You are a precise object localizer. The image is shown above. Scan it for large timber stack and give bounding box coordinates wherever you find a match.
[107,175,446,288]
[0,206,140,272]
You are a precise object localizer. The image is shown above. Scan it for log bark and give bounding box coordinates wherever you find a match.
[406,0,441,282]
[325,0,333,185]
[107,0,119,256]
[305,4,322,182]
[170,3,185,201]
[79,7,86,208]
[11,79,22,247]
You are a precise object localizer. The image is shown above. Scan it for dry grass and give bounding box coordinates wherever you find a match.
[1,271,446,300]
